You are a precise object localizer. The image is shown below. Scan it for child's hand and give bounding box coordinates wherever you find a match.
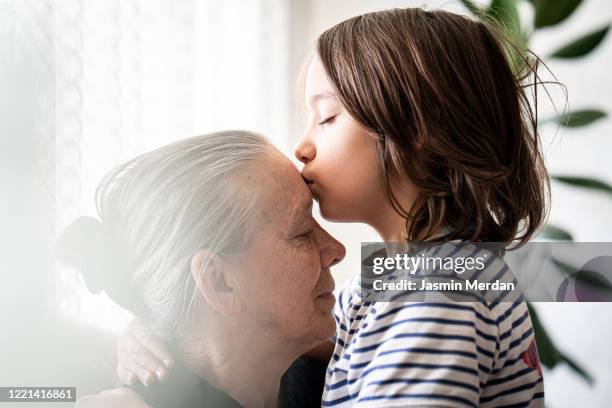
[117,318,175,386]
[75,387,150,408]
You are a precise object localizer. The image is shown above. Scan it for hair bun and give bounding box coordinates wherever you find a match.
[55,216,107,294]
[55,216,144,313]
[55,217,146,314]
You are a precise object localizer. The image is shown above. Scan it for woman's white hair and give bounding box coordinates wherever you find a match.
[95,130,271,339]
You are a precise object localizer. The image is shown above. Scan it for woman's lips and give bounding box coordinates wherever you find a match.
[316,292,335,305]
[315,291,336,308]
[316,281,335,299]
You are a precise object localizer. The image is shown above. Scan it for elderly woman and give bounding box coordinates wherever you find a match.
[57,131,345,408]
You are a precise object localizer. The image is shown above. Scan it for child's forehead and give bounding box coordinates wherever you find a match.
[304,57,335,96]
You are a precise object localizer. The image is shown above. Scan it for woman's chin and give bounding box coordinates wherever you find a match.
[318,315,337,339]
[308,310,337,341]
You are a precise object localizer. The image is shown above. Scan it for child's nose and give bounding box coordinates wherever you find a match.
[294,137,316,165]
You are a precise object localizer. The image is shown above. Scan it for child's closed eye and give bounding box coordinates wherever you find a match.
[318,115,336,126]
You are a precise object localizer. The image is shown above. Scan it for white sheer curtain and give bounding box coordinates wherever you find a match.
[1,0,290,333]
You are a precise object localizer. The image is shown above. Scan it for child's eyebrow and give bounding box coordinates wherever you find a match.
[311,91,335,101]
[305,91,337,108]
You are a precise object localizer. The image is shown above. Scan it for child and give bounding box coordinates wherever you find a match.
[119,8,547,407]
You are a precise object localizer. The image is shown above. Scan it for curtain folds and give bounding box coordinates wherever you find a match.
[1,0,289,333]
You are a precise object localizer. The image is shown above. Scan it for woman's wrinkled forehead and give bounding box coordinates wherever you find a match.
[251,150,313,230]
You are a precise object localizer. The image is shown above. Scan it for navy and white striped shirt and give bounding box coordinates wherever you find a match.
[323,243,544,407]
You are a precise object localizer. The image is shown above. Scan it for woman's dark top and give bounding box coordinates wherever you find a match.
[130,349,327,408]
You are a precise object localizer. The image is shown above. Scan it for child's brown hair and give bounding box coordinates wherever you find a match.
[317,7,549,245]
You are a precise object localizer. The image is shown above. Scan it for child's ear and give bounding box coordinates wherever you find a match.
[190,249,241,316]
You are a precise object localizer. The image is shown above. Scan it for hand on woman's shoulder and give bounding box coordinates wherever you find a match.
[76,387,150,408]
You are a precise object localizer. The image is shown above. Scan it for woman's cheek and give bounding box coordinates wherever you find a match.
[300,242,323,292]
[285,242,319,289]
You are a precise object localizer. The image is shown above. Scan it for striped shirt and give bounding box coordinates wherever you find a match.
[323,243,544,407]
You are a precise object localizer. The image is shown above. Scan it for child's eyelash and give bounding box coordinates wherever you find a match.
[318,115,336,126]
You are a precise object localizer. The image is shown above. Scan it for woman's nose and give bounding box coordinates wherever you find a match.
[294,136,316,165]
[318,227,346,268]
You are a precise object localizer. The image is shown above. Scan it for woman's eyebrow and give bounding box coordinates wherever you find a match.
[303,200,313,217]
[290,200,314,231]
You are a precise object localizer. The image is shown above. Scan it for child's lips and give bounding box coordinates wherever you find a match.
[304,178,320,199]
[301,169,315,185]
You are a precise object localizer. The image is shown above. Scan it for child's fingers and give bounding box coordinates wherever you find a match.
[134,332,175,370]
[128,320,175,369]
[118,349,159,387]
[117,362,135,386]
[118,334,169,383]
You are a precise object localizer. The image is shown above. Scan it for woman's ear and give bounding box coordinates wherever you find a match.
[190,249,241,316]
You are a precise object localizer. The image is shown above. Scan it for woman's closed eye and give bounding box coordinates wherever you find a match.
[295,228,314,241]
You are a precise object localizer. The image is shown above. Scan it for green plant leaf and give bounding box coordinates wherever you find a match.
[540,224,573,241]
[559,352,594,383]
[482,0,529,72]
[534,0,584,28]
[555,109,607,127]
[486,0,521,37]
[527,303,593,383]
[550,25,610,58]
[553,258,612,296]
[459,0,484,16]
[527,302,560,368]
[552,258,577,276]
[553,175,612,195]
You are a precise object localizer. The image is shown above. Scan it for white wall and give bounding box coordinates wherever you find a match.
[286,1,612,406]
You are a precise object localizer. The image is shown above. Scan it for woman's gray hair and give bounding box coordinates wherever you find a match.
[93,130,271,339]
